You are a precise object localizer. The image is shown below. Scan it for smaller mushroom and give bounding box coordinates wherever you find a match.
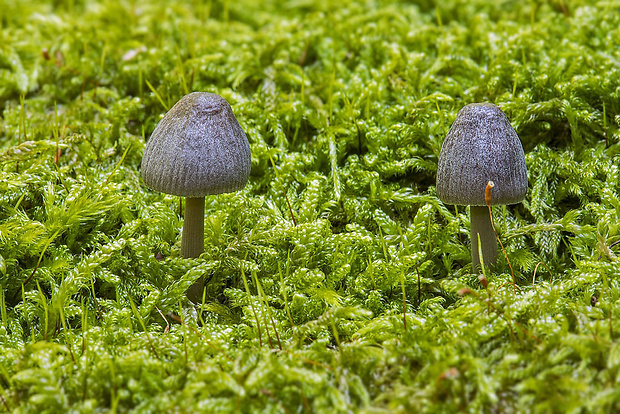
[142,92,251,259]
[436,102,527,271]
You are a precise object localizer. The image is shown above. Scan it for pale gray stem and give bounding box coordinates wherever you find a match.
[181,197,205,258]
[470,205,497,271]
[182,197,206,302]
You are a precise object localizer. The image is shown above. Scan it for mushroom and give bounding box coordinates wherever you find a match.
[142,92,251,258]
[436,102,527,271]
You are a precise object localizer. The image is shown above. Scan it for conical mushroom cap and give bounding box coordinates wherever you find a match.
[436,103,527,206]
[142,92,251,197]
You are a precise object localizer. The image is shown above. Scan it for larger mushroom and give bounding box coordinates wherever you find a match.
[142,92,251,258]
[436,103,527,271]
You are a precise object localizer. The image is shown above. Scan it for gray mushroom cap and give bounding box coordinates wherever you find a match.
[436,103,527,206]
[142,92,251,197]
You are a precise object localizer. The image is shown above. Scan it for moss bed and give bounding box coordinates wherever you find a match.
[1,0,620,412]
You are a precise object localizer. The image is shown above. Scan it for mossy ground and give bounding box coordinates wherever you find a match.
[1,0,620,412]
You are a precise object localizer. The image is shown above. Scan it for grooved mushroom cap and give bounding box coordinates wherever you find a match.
[436,103,527,206]
[142,92,251,197]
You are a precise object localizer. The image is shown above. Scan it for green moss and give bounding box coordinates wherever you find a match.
[1,0,620,412]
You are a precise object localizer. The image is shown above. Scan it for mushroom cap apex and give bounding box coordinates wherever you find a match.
[436,102,527,206]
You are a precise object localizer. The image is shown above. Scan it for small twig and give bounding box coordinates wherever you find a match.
[155,306,170,335]
[532,261,554,289]
[0,389,11,413]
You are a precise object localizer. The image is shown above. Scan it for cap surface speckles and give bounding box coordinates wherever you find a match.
[436,103,527,206]
[141,92,251,197]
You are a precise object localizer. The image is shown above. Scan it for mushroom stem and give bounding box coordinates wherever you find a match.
[181,197,205,258]
[470,205,498,271]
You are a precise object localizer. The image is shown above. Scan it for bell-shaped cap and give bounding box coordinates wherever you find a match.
[436,103,527,206]
[142,92,251,197]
